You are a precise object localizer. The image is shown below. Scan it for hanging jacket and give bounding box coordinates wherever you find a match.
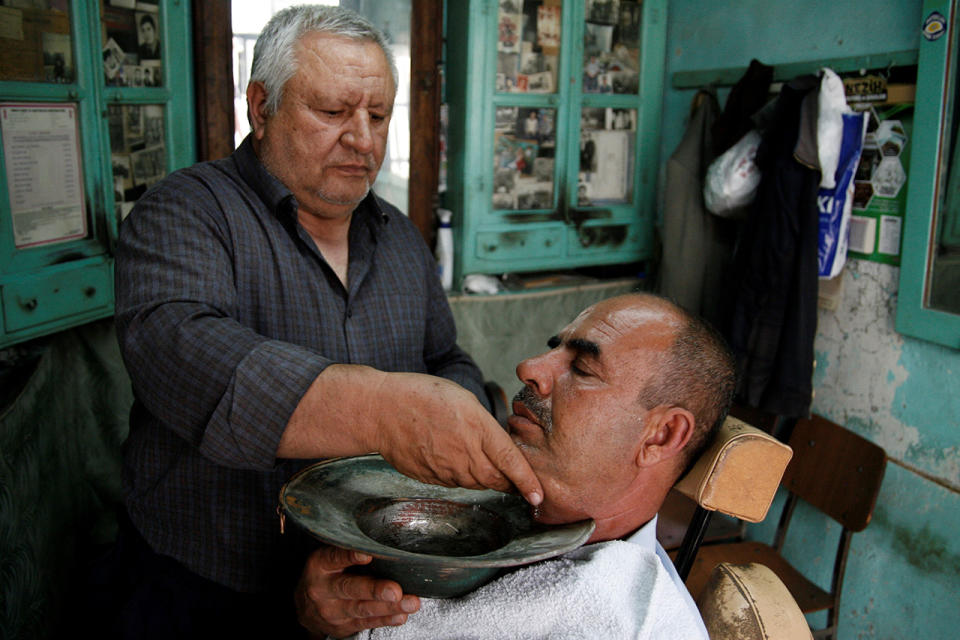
[725,74,822,419]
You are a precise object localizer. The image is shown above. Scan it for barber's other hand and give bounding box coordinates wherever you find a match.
[373,372,542,505]
[296,546,420,639]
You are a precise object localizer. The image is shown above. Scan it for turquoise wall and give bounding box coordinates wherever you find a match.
[661,2,960,637]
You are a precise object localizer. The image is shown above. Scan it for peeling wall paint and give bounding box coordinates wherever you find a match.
[814,260,960,488]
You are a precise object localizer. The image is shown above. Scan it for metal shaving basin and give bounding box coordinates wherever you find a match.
[279,454,595,598]
[355,498,512,556]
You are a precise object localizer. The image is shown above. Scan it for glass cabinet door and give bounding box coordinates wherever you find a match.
[446,0,665,282]
[0,0,194,349]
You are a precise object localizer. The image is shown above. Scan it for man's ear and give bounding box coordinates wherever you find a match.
[635,407,695,468]
[246,81,270,140]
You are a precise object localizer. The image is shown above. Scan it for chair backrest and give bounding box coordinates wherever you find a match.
[696,562,813,640]
[782,414,886,532]
[675,416,794,522]
[670,416,793,580]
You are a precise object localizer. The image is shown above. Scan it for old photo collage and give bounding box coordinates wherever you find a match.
[493,106,556,210]
[579,107,636,204]
[102,1,165,219]
[496,0,561,94]
[583,0,642,94]
[101,0,161,88]
[109,102,164,219]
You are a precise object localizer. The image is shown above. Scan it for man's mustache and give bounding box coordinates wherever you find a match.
[513,386,552,433]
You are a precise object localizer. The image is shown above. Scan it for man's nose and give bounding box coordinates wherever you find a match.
[341,111,375,154]
[516,351,554,397]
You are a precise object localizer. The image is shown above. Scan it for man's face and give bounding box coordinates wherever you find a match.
[141,21,156,45]
[508,298,677,525]
[253,32,394,222]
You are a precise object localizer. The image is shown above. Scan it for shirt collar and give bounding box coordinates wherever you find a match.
[233,134,293,216]
[624,514,658,551]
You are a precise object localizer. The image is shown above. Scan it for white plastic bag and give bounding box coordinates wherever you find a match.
[703,129,762,219]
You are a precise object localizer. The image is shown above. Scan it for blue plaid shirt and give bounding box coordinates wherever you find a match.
[115,136,486,592]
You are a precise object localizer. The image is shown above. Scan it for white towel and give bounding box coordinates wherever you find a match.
[350,538,705,640]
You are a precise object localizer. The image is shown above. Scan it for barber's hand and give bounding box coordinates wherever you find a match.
[373,372,543,505]
[296,546,420,639]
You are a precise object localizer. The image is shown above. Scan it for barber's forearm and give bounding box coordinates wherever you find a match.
[277,363,387,459]
[277,366,543,505]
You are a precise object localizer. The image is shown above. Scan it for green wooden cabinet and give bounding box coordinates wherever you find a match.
[444,0,666,286]
[0,0,195,349]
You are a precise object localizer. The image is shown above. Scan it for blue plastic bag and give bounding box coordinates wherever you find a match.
[818,111,868,278]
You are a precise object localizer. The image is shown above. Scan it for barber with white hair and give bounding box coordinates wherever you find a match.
[101,6,542,638]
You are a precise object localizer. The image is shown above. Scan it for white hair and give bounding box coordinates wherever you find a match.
[250,4,398,116]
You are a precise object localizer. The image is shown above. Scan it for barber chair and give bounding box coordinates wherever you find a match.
[668,415,794,581]
[666,416,800,640]
[697,562,813,640]
[683,414,887,640]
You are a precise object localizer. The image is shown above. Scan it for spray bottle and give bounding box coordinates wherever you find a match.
[435,208,454,292]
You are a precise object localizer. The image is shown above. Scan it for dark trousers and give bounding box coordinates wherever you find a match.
[79,511,308,640]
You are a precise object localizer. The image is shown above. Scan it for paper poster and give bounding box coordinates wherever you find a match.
[848,104,911,266]
[1,103,87,248]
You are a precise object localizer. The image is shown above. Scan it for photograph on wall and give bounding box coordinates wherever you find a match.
[578,106,636,204]
[496,0,560,94]
[492,105,557,210]
[0,2,72,83]
[41,31,72,82]
[583,0,641,94]
[102,37,125,84]
[102,3,162,85]
[536,4,560,49]
[614,0,641,48]
[606,107,636,130]
[123,64,145,86]
[131,145,164,187]
[135,11,160,60]
[497,8,521,54]
[495,105,519,131]
[516,107,551,141]
[142,59,161,86]
[495,133,538,177]
[143,104,163,146]
[108,103,167,212]
[103,7,137,59]
[586,0,620,24]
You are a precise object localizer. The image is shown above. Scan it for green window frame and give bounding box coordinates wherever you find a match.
[0,0,195,349]
[897,0,960,348]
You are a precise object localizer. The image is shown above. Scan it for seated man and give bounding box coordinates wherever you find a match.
[296,293,736,639]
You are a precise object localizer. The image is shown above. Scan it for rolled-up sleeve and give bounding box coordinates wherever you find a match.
[115,175,328,470]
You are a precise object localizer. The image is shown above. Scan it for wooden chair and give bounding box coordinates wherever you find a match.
[683,414,887,640]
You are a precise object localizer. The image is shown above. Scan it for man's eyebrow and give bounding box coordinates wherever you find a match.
[547,335,600,357]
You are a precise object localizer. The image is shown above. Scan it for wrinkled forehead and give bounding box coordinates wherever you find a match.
[563,299,677,361]
[295,32,396,91]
